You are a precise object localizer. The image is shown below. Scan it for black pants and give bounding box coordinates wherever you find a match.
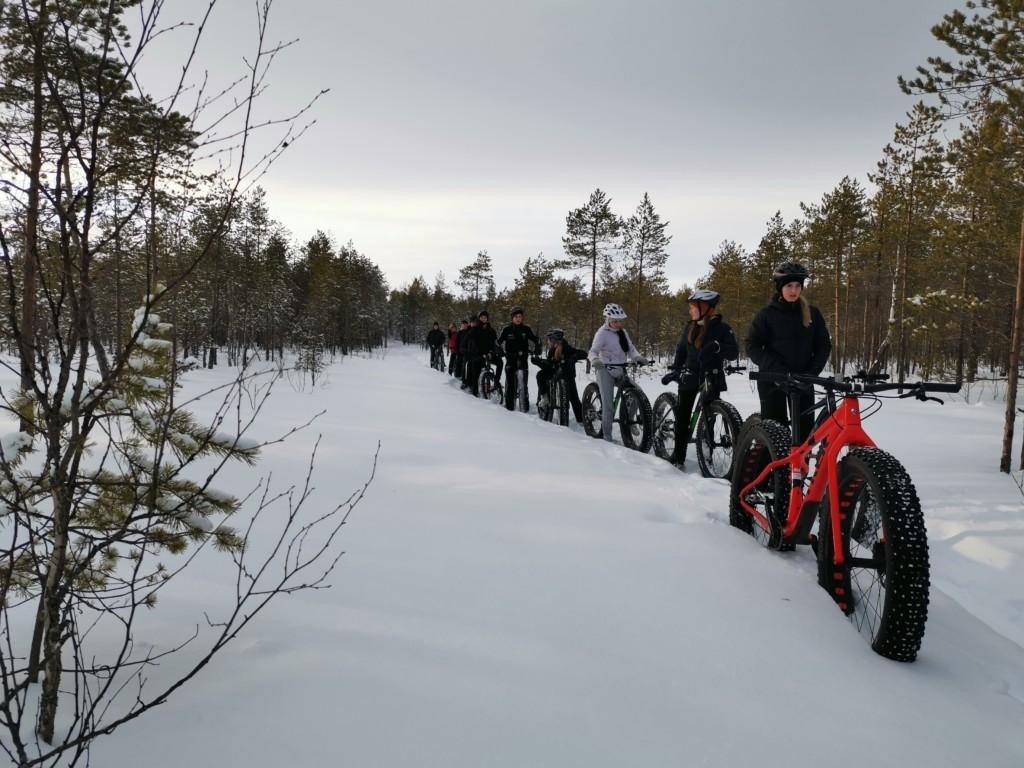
[758,383,815,444]
[673,386,721,463]
[504,363,529,411]
[430,346,443,368]
[465,357,482,395]
[449,351,462,377]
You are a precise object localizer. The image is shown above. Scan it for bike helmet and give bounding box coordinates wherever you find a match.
[546,328,565,343]
[773,261,809,289]
[687,289,721,308]
[510,306,524,318]
[602,303,627,320]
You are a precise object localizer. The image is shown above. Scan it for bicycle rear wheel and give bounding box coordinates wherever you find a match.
[652,392,678,461]
[695,399,743,479]
[581,383,602,438]
[618,387,653,453]
[479,369,503,404]
[817,447,930,662]
[729,417,791,550]
[537,381,553,421]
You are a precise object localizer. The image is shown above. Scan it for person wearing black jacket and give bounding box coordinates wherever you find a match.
[449,320,466,377]
[745,261,832,441]
[532,329,588,422]
[496,306,541,410]
[426,322,445,368]
[661,289,739,467]
[459,317,478,391]
[464,310,499,396]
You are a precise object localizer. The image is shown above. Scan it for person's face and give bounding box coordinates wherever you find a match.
[608,318,624,330]
[781,281,803,302]
[512,314,523,325]
[688,302,701,321]
[479,315,489,325]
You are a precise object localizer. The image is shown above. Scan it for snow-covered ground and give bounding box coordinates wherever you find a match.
[68,343,1024,766]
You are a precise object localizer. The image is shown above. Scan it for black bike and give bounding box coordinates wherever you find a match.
[477,352,504,404]
[581,362,654,452]
[652,364,745,479]
[502,350,533,412]
[535,357,581,427]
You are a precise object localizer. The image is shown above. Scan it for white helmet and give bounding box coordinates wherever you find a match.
[602,303,627,320]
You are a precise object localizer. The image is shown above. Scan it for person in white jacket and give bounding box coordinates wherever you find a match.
[588,303,648,441]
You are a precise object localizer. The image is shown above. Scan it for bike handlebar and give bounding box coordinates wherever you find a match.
[749,370,961,396]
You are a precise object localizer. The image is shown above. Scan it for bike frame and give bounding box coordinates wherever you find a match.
[737,391,875,565]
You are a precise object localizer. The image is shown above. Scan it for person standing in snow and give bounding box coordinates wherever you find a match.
[496,306,541,411]
[426,322,445,368]
[447,321,461,377]
[745,261,832,442]
[533,328,588,422]
[465,310,499,396]
[588,303,649,441]
[661,289,739,468]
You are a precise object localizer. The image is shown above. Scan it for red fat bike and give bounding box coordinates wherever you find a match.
[729,370,960,661]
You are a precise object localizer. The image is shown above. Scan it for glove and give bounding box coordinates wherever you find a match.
[530,356,544,367]
[661,370,680,386]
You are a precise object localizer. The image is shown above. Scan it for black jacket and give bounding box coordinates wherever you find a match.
[496,323,540,367]
[670,315,739,392]
[533,342,587,378]
[457,328,471,356]
[746,295,831,377]
[466,323,497,359]
[426,328,445,348]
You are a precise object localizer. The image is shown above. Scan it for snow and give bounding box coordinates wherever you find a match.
[35,345,1024,766]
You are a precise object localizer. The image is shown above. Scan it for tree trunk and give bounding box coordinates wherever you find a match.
[999,208,1024,473]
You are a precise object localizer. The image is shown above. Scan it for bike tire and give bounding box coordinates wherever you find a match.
[581,382,603,438]
[478,368,504,404]
[695,399,743,480]
[554,378,570,426]
[729,416,791,550]
[652,392,678,461]
[537,382,553,422]
[618,386,653,453]
[816,447,930,662]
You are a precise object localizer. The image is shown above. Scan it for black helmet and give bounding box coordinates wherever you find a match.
[773,261,809,288]
[546,328,565,343]
[687,289,721,308]
[510,306,524,318]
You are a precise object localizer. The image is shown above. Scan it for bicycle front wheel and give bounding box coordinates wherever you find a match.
[729,417,791,550]
[581,382,602,438]
[695,399,743,479]
[817,447,930,662]
[553,378,570,426]
[652,392,678,461]
[618,387,653,453]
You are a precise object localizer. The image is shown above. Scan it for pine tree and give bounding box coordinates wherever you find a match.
[456,250,495,303]
[560,188,623,322]
[622,193,671,345]
[901,0,1024,471]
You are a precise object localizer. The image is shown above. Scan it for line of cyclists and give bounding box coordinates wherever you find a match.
[425,261,832,472]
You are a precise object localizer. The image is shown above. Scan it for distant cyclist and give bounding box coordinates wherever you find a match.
[464,310,499,396]
[426,321,445,368]
[496,306,540,411]
[588,303,649,441]
[745,261,832,440]
[533,328,588,422]
[661,289,739,467]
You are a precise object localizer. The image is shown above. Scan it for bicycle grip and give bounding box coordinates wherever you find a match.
[922,382,961,393]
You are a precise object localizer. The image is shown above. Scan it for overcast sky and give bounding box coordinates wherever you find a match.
[152,0,952,292]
